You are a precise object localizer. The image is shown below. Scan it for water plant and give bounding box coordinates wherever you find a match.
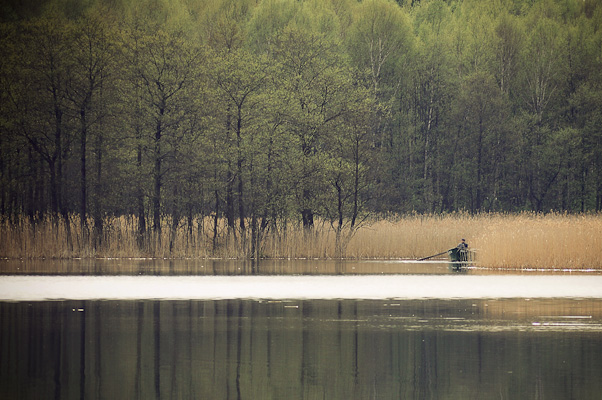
[1,212,601,269]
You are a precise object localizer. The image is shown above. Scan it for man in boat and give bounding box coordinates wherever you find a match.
[456,239,468,261]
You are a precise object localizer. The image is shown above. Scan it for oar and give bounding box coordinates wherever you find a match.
[417,249,450,261]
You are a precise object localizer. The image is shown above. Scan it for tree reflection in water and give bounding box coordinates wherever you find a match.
[1,298,602,399]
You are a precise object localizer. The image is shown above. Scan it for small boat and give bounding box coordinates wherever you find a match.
[447,248,475,270]
[418,247,476,266]
[447,247,474,262]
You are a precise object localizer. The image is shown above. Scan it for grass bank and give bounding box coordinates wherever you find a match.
[1,213,601,269]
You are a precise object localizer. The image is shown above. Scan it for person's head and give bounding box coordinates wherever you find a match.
[461,238,465,242]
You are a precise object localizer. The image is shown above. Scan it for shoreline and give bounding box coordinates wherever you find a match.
[2,213,602,269]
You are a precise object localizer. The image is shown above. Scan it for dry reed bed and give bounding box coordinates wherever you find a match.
[1,213,601,269]
[475,213,602,269]
[348,213,484,259]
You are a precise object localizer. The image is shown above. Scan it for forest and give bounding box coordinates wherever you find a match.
[1,0,602,258]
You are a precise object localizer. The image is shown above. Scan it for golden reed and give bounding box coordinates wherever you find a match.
[475,213,602,270]
[1,212,601,269]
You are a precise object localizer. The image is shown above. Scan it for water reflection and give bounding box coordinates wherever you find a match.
[3,258,600,276]
[1,258,461,276]
[2,299,602,400]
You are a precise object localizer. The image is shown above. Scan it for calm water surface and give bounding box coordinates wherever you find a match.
[1,259,602,399]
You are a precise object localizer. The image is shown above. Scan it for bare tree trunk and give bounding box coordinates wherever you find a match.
[136,141,146,239]
[93,122,103,249]
[225,107,235,234]
[236,105,245,233]
[153,107,164,234]
[212,183,219,255]
[475,117,484,212]
[53,104,63,216]
[335,179,344,258]
[80,108,88,235]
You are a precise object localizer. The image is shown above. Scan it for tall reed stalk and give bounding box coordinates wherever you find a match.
[1,212,601,269]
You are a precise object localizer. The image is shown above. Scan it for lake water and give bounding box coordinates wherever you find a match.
[2,259,602,399]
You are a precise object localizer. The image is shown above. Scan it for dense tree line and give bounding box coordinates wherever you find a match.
[1,0,601,253]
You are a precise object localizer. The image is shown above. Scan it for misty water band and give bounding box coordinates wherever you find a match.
[1,275,602,301]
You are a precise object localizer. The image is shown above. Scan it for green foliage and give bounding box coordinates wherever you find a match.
[245,0,299,53]
[347,0,414,94]
[2,0,602,256]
